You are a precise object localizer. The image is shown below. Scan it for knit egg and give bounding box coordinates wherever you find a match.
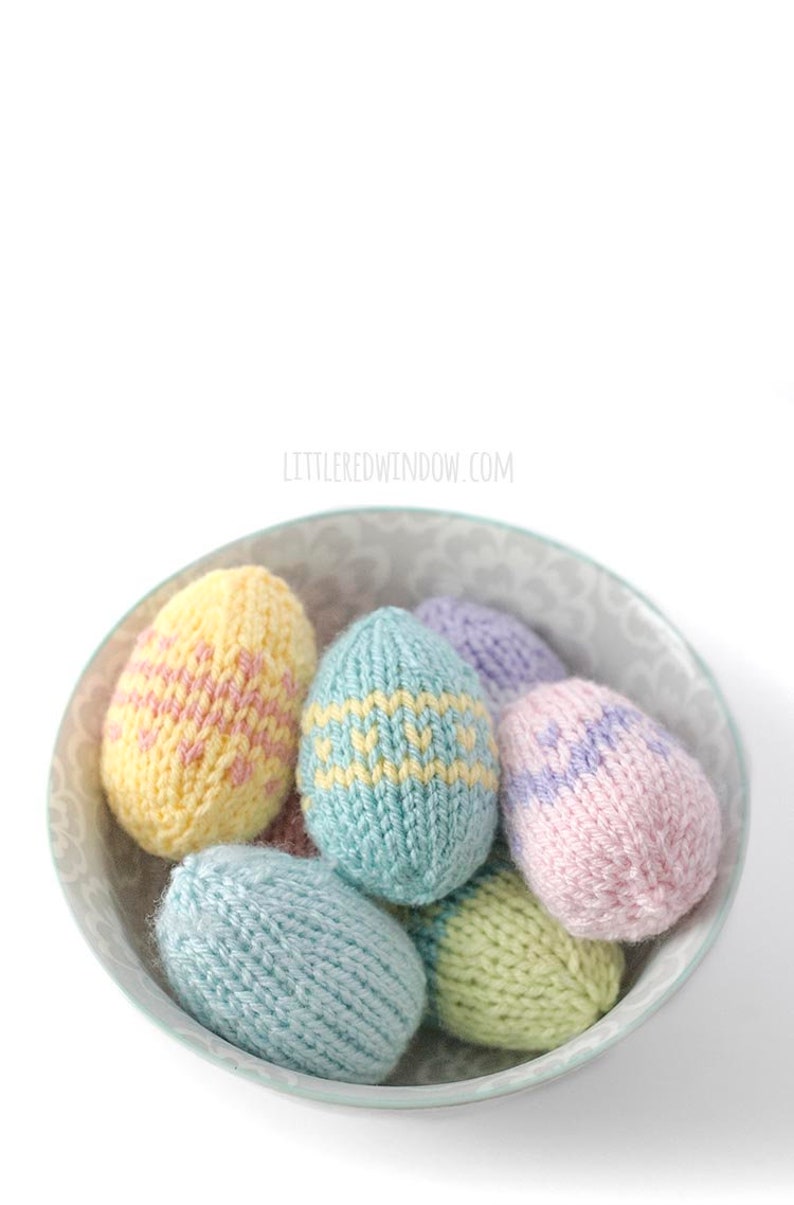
[499,678,723,941]
[414,596,567,720]
[403,858,624,1050]
[254,788,318,858]
[155,844,426,1084]
[101,566,317,860]
[297,606,499,905]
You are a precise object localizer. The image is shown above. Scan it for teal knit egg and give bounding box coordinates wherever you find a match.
[155,845,427,1084]
[297,606,500,905]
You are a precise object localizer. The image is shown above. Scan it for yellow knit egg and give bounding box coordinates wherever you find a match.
[100,566,317,860]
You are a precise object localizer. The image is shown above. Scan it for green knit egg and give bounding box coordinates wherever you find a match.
[403,859,625,1050]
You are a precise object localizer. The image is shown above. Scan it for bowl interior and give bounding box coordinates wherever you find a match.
[49,508,747,1107]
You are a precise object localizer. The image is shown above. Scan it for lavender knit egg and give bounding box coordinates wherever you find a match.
[155,845,426,1084]
[414,597,567,721]
[297,607,499,906]
[499,679,723,942]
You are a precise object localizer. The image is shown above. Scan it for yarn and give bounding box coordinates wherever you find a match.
[101,566,317,860]
[155,845,426,1084]
[403,857,624,1050]
[414,596,567,720]
[297,606,499,905]
[499,678,723,941]
[254,789,317,858]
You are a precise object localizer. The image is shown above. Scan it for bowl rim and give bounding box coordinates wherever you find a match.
[47,504,750,1109]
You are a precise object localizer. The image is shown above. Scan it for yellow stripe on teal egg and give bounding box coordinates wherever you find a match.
[313,757,499,791]
[302,689,491,731]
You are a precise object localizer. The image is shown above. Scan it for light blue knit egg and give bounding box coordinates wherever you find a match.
[155,845,427,1084]
[297,607,500,906]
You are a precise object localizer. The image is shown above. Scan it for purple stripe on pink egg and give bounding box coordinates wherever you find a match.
[502,702,646,806]
[536,720,562,749]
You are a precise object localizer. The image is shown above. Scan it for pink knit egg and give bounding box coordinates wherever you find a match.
[498,678,722,941]
[253,789,318,859]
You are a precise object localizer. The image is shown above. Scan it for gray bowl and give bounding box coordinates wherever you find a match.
[48,507,748,1108]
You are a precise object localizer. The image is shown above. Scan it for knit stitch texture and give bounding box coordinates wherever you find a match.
[414,596,567,719]
[101,566,317,860]
[155,845,427,1084]
[499,678,723,941]
[298,607,499,905]
[254,788,317,858]
[403,857,624,1050]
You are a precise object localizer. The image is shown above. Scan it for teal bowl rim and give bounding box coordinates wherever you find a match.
[47,505,750,1109]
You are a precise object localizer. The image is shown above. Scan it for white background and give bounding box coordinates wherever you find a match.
[3,3,794,1203]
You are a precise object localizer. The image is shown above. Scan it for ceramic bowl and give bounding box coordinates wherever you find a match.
[48,507,748,1107]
